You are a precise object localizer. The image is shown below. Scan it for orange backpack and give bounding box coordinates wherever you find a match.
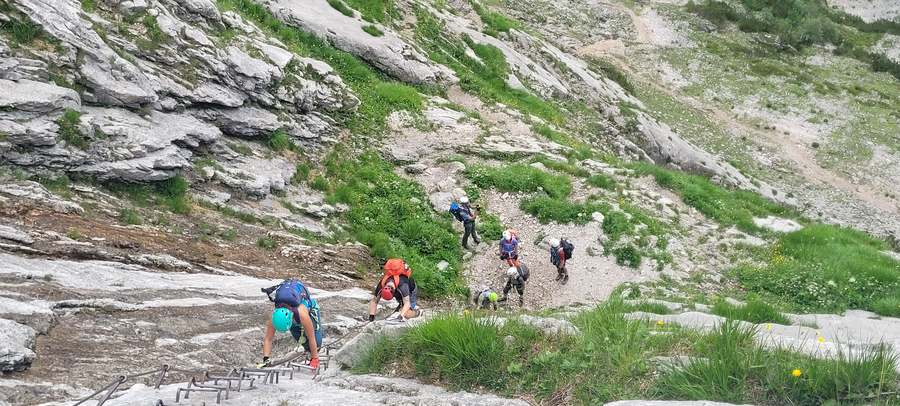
[381,258,411,289]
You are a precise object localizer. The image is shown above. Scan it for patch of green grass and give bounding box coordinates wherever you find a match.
[630,162,789,234]
[622,300,672,315]
[530,156,590,178]
[310,175,329,192]
[257,236,277,249]
[292,163,311,184]
[737,224,900,314]
[323,149,462,297]
[465,164,572,199]
[265,128,293,151]
[57,110,90,150]
[476,212,505,242]
[470,2,521,35]
[586,173,616,190]
[327,0,355,17]
[80,0,96,12]
[67,229,84,240]
[105,175,190,215]
[519,196,610,225]
[35,175,71,192]
[227,142,253,156]
[711,299,792,325]
[0,9,43,44]
[361,24,384,36]
[343,0,397,24]
[658,319,898,405]
[586,57,634,94]
[119,209,142,225]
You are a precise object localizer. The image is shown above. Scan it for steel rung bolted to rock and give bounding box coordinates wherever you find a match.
[202,369,255,391]
[175,376,228,404]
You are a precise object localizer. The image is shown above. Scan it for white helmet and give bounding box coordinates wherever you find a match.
[502,230,511,240]
[548,238,560,248]
[507,267,519,277]
[460,196,469,204]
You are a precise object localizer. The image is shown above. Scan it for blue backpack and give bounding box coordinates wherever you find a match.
[449,203,466,222]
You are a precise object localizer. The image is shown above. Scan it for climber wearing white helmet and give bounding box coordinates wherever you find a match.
[499,229,519,268]
[549,237,569,283]
[458,196,481,249]
[499,266,528,306]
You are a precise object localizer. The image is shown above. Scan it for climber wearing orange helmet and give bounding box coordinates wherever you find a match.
[367,258,421,321]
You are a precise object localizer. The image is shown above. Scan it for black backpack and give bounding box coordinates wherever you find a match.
[560,240,574,260]
[518,264,530,282]
[449,203,466,222]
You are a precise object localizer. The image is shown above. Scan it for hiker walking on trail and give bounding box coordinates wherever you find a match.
[472,284,499,310]
[549,238,570,283]
[259,280,321,369]
[459,196,481,249]
[499,266,527,306]
[367,258,422,321]
[499,229,520,268]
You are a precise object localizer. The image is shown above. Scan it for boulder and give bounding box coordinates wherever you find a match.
[0,319,36,373]
[518,314,581,336]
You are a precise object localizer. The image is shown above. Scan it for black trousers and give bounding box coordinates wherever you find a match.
[462,223,480,246]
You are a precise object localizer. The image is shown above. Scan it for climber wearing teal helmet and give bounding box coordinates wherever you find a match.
[259,280,322,369]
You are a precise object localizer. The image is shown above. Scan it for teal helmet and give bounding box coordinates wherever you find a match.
[272,308,292,332]
[488,292,498,302]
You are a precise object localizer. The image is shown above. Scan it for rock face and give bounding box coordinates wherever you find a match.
[0,319,36,373]
[0,0,357,187]
[265,0,457,87]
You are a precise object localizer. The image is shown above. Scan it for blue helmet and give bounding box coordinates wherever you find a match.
[272,308,292,332]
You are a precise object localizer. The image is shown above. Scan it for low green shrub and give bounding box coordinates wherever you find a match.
[257,237,277,249]
[465,164,571,199]
[519,196,610,225]
[57,110,90,150]
[587,174,616,190]
[266,128,292,151]
[613,244,642,267]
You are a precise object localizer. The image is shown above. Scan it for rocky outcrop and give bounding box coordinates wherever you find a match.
[635,112,799,208]
[264,0,457,87]
[0,0,357,185]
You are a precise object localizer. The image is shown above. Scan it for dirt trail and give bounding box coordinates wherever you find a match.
[577,4,898,213]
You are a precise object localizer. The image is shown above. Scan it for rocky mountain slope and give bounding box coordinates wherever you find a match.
[1,0,899,405]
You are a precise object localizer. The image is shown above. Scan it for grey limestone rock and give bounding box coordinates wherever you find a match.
[0,79,80,113]
[266,0,456,87]
[0,225,34,245]
[518,314,581,336]
[0,319,36,373]
[16,0,156,107]
[0,181,84,215]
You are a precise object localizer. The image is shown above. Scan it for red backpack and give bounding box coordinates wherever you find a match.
[381,258,411,288]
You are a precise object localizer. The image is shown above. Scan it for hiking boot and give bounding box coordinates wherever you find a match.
[555,274,564,281]
[497,296,508,302]
[562,275,569,284]
[462,244,470,250]
[518,296,524,306]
